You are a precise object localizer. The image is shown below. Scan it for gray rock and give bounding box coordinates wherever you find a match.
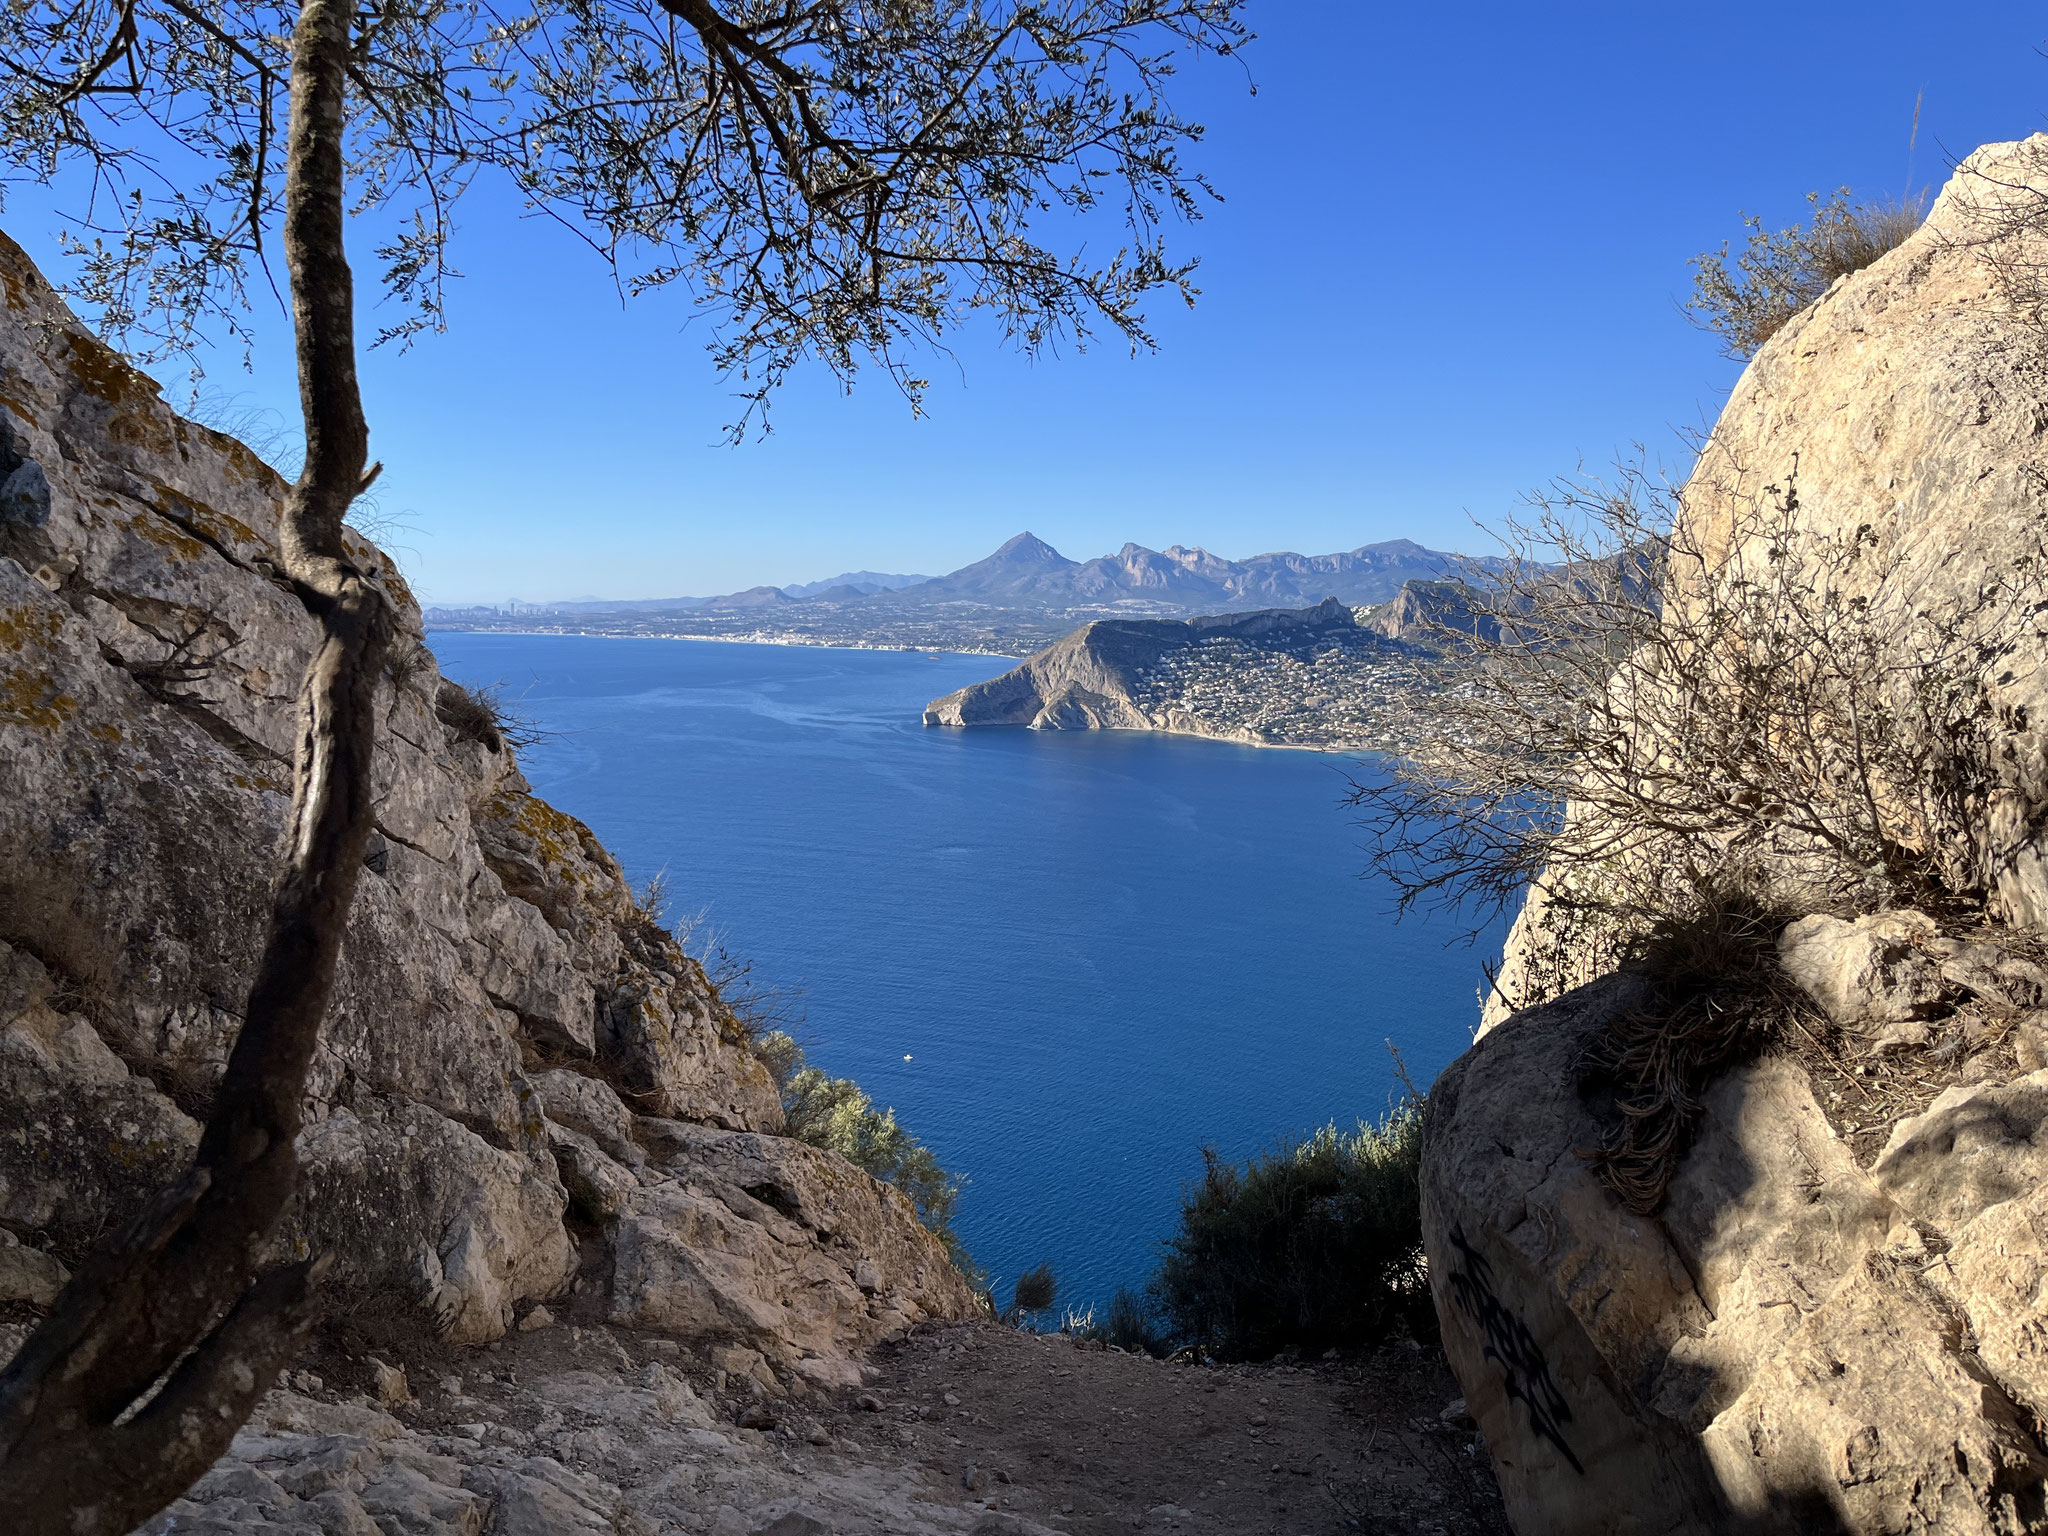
[0,1229,66,1306]
[0,227,968,1365]
[0,458,50,526]
[1777,911,1947,1027]
[461,1460,620,1536]
[1428,967,2048,1534]
[535,1069,643,1164]
[751,1515,830,1536]
[970,1516,1066,1536]
[356,1463,483,1536]
[1871,1069,2048,1233]
[611,1127,976,1359]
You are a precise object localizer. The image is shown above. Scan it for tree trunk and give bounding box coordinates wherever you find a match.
[0,1,390,1530]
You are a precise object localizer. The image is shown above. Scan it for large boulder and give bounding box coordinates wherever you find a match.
[1425,979,2048,1534]
[0,228,968,1359]
[1434,137,2048,1533]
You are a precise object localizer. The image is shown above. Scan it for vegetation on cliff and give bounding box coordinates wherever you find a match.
[757,1029,969,1273]
[1149,1102,1429,1362]
[1687,189,1925,358]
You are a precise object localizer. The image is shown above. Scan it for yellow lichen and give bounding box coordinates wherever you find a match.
[0,601,63,652]
[62,335,174,455]
[125,509,207,563]
[146,479,264,551]
[0,670,77,731]
[62,332,161,410]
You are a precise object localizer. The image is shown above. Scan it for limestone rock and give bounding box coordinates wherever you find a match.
[1871,1069,2048,1234]
[546,1121,642,1222]
[0,224,969,1364]
[1777,912,1947,1027]
[535,1068,644,1165]
[1492,135,2048,1008]
[598,972,782,1130]
[612,1121,978,1360]
[0,1230,66,1307]
[1427,973,2048,1534]
[1422,977,1730,1533]
[291,1105,577,1346]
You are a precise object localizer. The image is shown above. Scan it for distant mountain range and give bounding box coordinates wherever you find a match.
[447,532,1479,621]
[535,569,932,613]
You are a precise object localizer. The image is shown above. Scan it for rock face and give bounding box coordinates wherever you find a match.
[0,229,973,1361]
[1428,139,2048,1535]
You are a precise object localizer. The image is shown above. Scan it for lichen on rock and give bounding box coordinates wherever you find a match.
[0,226,973,1372]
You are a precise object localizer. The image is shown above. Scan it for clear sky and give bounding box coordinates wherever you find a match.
[8,1,2048,603]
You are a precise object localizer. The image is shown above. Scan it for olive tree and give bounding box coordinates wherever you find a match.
[0,2,1247,1530]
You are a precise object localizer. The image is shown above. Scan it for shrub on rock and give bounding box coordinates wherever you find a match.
[1152,1103,1428,1361]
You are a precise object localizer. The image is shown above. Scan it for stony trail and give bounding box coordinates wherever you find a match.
[121,1318,1506,1536]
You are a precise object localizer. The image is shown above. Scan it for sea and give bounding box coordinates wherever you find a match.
[428,632,1504,1309]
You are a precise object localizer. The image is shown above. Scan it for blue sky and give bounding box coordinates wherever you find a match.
[8,1,2048,602]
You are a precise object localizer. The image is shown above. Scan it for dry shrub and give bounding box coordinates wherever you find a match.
[432,678,541,751]
[1688,188,1926,359]
[1352,450,2048,1207]
[1576,892,1810,1213]
[1352,453,2048,945]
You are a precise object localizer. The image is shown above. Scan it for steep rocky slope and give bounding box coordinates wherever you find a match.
[0,227,973,1383]
[1426,139,2048,1533]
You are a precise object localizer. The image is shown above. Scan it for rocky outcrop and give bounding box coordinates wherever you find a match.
[1429,138,2048,1534]
[923,597,1398,748]
[1424,971,2048,1534]
[0,228,972,1363]
[923,616,1178,732]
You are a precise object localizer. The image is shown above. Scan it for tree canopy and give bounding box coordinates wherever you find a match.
[0,0,1249,428]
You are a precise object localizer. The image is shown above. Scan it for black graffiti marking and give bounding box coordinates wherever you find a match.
[1447,1224,1584,1475]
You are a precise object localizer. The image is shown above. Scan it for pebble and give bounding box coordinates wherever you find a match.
[517,1305,555,1332]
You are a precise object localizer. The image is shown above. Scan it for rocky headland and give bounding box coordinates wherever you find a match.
[921,596,1437,751]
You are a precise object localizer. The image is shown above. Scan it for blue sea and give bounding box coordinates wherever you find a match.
[428,633,1501,1308]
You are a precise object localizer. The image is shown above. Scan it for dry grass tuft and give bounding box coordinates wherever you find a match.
[433,677,542,752]
[1576,893,1807,1213]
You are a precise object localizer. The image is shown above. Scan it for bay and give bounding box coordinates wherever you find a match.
[428,632,1501,1309]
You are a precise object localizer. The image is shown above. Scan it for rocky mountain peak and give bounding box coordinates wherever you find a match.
[988,530,1070,565]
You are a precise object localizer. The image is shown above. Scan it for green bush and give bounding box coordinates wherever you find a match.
[1008,1263,1058,1320]
[1152,1103,1430,1361]
[757,1031,970,1274]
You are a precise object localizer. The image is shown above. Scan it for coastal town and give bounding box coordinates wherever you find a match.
[1119,619,1430,751]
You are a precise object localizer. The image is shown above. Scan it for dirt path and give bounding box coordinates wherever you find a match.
[123,1317,1508,1536]
[834,1323,1508,1536]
